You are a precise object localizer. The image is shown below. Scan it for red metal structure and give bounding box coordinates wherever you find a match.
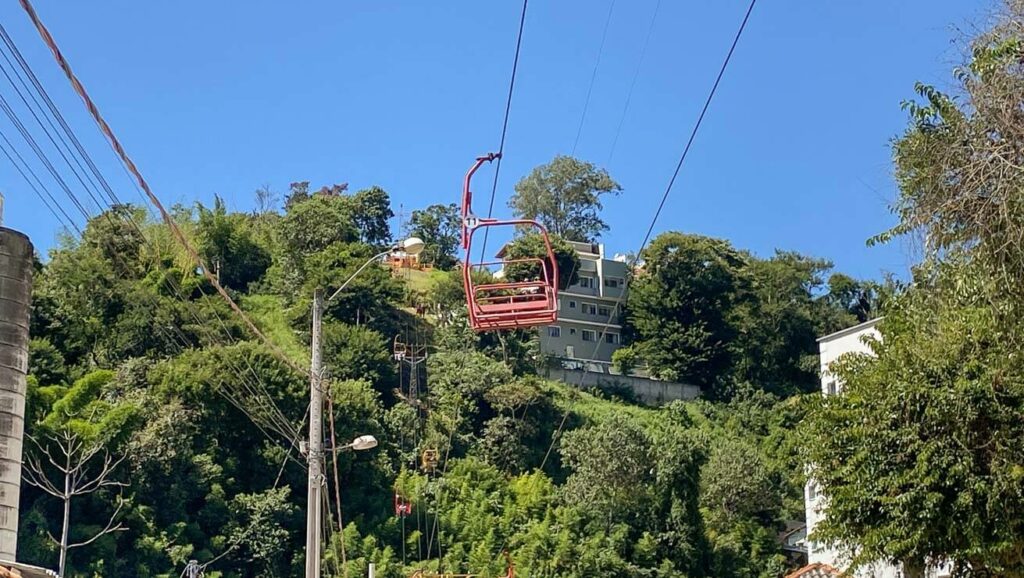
[461,153,559,331]
[394,493,413,517]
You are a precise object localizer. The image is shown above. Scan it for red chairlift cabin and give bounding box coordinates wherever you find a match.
[460,153,559,331]
[394,492,413,517]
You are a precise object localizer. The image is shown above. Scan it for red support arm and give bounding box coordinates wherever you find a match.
[462,153,500,249]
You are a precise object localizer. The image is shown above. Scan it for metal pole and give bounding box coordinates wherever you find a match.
[368,562,376,578]
[306,289,325,578]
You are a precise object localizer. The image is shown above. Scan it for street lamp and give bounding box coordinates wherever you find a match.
[344,435,378,452]
[305,238,423,578]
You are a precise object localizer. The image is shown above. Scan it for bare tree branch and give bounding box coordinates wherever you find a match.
[67,496,126,550]
[22,426,129,577]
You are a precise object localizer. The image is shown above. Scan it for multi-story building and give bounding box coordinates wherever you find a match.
[539,240,629,363]
[805,319,950,578]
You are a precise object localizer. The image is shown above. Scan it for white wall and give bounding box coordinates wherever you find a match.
[807,319,953,578]
[806,320,903,578]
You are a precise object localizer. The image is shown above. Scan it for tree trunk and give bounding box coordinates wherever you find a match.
[59,471,70,577]
[902,559,926,578]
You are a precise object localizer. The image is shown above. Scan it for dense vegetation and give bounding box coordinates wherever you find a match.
[803,3,1024,575]
[23,5,1024,576]
[21,161,874,578]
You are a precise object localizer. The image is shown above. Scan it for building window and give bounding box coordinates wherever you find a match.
[808,482,820,501]
[604,277,623,289]
[569,300,577,309]
[577,276,595,288]
[581,330,596,342]
[604,333,619,344]
[569,328,576,335]
[582,303,597,315]
[598,306,611,317]
[826,380,837,396]
[548,326,561,338]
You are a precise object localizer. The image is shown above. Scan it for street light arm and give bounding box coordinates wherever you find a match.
[326,250,391,303]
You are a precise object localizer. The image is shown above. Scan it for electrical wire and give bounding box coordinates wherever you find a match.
[326,386,349,578]
[0,128,77,232]
[606,0,662,165]
[18,0,310,379]
[0,18,302,447]
[570,0,617,157]
[0,20,144,212]
[10,0,307,449]
[478,0,529,262]
[539,0,760,471]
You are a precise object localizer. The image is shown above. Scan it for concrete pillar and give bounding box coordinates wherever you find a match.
[0,228,33,560]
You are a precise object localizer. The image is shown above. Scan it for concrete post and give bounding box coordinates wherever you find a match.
[305,290,325,578]
[0,228,33,560]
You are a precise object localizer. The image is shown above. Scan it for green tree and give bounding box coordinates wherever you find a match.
[196,195,271,291]
[560,414,653,522]
[351,186,395,246]
[732,252,832,394]
[500,233,580,291]
[409,203,461,270]
[880,4,1024,303]
[277,195,359,260]
[700,438,779,533]
[625,232,749,390]
[510,155,621,242]
[804,259,1024,576]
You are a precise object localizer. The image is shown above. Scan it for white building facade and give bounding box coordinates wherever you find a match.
[539,241,629,364]
[807,319,950,578]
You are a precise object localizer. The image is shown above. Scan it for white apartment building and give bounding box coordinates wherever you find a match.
[539,240,629,363]
[807,319,950,578]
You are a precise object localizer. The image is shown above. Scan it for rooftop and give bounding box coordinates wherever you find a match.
[0,560,58,578]
[816,317,882,343]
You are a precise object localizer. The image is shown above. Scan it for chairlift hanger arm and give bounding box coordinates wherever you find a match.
[462,152,501,248]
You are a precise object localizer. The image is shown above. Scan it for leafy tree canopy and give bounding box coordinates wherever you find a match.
[509,155,621,242]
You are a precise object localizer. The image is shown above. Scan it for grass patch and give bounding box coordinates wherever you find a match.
[240,294,309,366]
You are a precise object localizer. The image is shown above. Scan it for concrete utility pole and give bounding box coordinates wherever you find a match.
[305,289,325,578]
[0,221,32,561]
[304,238,423,577]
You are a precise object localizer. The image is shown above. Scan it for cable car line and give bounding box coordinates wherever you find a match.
[478,0,529,262]
[570,0,617,157]
[639,0,758,252]
[539,0,760,470]
[606,0,662,165]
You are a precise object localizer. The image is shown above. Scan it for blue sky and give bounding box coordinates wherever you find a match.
[0,0,988,280]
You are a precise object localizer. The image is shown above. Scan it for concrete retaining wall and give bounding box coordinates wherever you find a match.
[543,366,701,405]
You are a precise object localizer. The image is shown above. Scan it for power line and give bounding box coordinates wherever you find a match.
[540,0,760,470]
[17,0,309,379]
[0,21,303,447]
[606,0,662,165]
[638,0,758,252]
[0,31,110,215]
[478,0,529,261]
[0,20,133,210]
[570,0,617,157]
[0,128,77,232]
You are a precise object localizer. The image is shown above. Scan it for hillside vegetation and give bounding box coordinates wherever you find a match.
[23,178,872,578]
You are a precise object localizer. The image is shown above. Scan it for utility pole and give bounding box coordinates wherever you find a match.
[303,237,423,577]
[306,289,325,578]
